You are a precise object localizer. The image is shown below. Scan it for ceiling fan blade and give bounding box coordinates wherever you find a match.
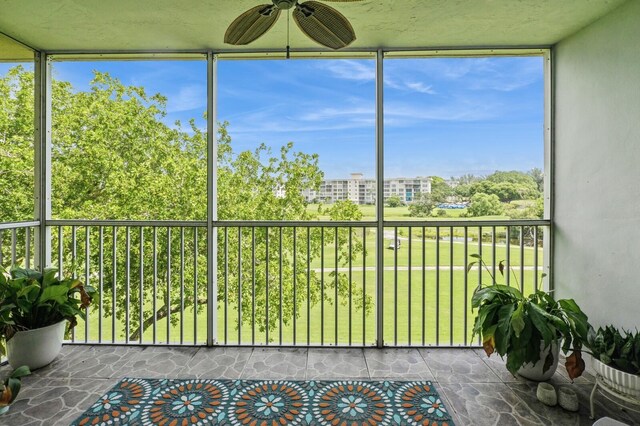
[224,4,281,46]
[293,1,356,50]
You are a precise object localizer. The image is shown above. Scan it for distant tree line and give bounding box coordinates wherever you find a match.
[398,169,544,219]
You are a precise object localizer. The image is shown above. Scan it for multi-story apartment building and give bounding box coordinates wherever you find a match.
[302,173,431,204]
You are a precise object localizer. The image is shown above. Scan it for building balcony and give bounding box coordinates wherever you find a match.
[1,0,640,424]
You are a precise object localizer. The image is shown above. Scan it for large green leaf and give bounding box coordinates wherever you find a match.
[38,285,70,304]
[510,302,525,338]
[495,304,515,355]
[528,303,554,345]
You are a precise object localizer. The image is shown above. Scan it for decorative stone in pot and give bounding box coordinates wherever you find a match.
[518,341,560,381]
[6,321,66,370]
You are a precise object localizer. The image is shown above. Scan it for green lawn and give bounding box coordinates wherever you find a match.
[73,237,544,347]
[307,203,506,221]
[67,201,544,347]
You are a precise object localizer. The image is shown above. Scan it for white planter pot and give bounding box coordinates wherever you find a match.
[517,341,560,381]
[6,321,66,370]
[592,357,640,398]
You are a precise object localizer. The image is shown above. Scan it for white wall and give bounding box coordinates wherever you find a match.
[554,0,640,329]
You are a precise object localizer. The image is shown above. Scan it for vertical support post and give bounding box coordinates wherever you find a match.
[544,50,553,294]
[207,52,218,346]
[34,51,52,270]
[375,49,385,348]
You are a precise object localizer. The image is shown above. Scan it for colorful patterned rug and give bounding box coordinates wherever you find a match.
[73,378,455,425]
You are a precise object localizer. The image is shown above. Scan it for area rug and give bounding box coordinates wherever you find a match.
[72,378,455,425]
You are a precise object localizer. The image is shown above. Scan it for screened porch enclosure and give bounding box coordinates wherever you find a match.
[0,42,554,348]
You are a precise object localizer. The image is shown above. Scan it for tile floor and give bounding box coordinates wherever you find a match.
[1,345,639,425]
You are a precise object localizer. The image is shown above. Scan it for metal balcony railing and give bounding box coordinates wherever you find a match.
[0,221,38,269]
[41,219,548,348]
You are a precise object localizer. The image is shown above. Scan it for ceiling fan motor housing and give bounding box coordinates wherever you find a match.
[273,0,297,10]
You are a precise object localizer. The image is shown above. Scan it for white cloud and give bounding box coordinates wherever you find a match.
[166,84,206,113]
[299,106,374,122]
[405,81,436,94]
[385,99,498,123]
[321,60,375,82]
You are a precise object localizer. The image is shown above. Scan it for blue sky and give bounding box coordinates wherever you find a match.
[3,55,544,180]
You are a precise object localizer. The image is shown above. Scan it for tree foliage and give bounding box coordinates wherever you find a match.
[429,176,451,204]
[0,66,34,222]
[468,193,504,217]
[386,195,403,207]
[408,193,436,217]
[0,67,370,342]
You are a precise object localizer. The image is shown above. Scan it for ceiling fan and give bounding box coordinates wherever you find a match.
[224,0,364,50]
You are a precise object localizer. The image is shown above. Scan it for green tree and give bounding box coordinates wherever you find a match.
[468,193,504,217]
[429,176,451,203]
[0,66,34,222]
[467,171,539,202]
[386,195,403,207]
[408,193,436,217]
[0,67,370,342]
[527,167,544,192]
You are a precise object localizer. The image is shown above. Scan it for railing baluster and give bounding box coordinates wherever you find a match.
[348,227,352,346]
[112,226,117,344]
[394,226,398,346]
[180,227,185,344]
[520,226,525,293]
[251,227,256,345]
[279,227,283,345]
[139,228,144,344]
[125,226,130,343]
[362,227,366,345]
[58,226,63,277]
[464,226,468,346]
[153,226,157,344]
[85,226,90,343]
[477,226,482,345]
[422,226,426,346]
[0,230,4,265]
[293,227,297,346]
[407,226,412,346]
[265,227,269,345]
[224,227,228,345]
[334,226,338,346]
[238,226,242,345]
[193,228,198,344]
[25,227,31,269]
[320,227,324,345]
[436,226,440,346]
[492,226,496,278]
[11,228,16,266]
[307,227,311,346]
[72,226,77,349]
[449,227,454,346]
[506,226,511,286]
[166,227,171,344]
[99,226,104,343]
[534,226,539,291]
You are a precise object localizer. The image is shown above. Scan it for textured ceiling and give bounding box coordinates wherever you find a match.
[0,33,34,61]
[0,0,629,52]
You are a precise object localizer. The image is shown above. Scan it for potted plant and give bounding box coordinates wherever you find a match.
[588,325,640,398]
[0,366,30,415]
[469,254,591,381]
[0,266,96,370]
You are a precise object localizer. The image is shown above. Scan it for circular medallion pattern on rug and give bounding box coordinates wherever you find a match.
[394,381,452,425]
[228,380,309,425]
[76,378,152,425]
[312,381,393,425]
[140,379,228,425]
